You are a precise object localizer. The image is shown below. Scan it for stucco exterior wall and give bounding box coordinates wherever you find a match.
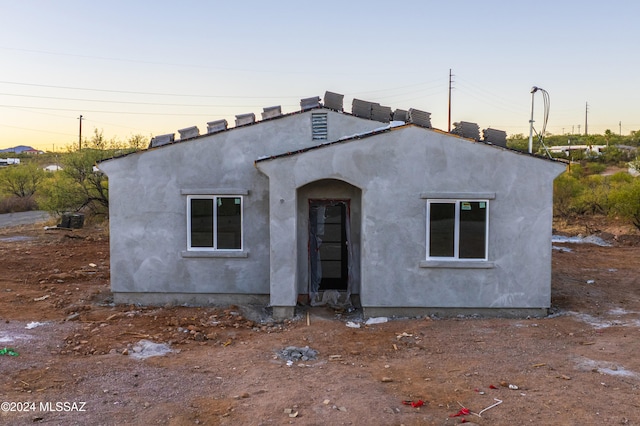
[256,126,566,315]
[99,109,385,305]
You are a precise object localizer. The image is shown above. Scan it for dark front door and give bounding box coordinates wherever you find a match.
[309,200,349,292]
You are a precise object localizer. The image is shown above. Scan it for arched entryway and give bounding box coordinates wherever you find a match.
[297,179,361,305]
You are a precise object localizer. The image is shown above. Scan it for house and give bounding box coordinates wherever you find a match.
[98,91,566,320]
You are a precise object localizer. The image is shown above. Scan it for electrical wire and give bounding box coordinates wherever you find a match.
[532,88,552,157]
[0,80,296,99]
[0,92,294,109]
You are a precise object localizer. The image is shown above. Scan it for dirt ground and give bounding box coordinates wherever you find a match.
[0,217,639,426]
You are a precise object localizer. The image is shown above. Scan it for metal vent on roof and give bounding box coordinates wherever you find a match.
[178,126,200,140]
[483,128,508,147]
[393,109,408,122]
[323,91,344,111]
[352,98,376,119]
[300,96,321,111]
[371,104,392,123]
[150,133,175,148]
[261,105,282,120]
[207,119,228,134]
[408,109,432,128]
[235,113,256,127]
[451,121,480,141]
[311,113,328,140]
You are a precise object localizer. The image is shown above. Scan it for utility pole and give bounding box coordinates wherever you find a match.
[78,114,83,151]
[619,121,622,136]
[448,69,453,132]
[584,102,588,135]
[528,86,539,154]
[578,124,581,134]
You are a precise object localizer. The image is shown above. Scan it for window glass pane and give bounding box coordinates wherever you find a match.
[459,201,487,259]
[429,202,455,257]
[216,197,242,249]
[190,198,213,247]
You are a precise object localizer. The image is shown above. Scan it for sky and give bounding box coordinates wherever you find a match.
[1,0,639,151]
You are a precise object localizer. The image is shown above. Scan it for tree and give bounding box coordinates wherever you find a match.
[40,149,110,217]
[127,134,148,151]
[0,163,44,198]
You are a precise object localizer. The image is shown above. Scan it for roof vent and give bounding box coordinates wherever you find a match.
[261,105,282,120]
[483,128,507,147]
[352,98,376,119]
[207,119,228,134]
[408,109,432,128]
[323,91,344,111]
[149,133,175,148]
[371,104,392,123]
[393,109,408,122]
[311,113,328,140]
[235,113,256,127]
[451,121,480,141]
[177,126,200,140]
[300,96,321,111]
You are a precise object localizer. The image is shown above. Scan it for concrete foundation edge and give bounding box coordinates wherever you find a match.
[272,306,296,320]
[362,307,549,319]
[112,293,548,320]
[113,292,269,307]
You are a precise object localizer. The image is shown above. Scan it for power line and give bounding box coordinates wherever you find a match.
[0,104,240,116]
[0,80,295,99]
[0,123,76,137]
[0,92,289,108]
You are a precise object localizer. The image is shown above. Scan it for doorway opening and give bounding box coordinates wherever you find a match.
[309,200,350,296]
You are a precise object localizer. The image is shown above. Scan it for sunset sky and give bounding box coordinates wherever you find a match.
[1,0,639,151]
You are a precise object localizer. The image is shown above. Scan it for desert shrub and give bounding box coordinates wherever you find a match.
[609,178,640,230]
[553,173,584,218]
[0,195,38,213]
[573,174,611,215]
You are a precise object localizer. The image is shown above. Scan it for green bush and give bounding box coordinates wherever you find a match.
[553,173,584,217]
[609,178,640,230]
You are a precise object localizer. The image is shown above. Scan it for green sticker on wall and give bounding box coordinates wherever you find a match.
[461,202,471,210]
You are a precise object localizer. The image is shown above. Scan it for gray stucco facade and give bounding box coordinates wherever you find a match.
[99,106,566,319]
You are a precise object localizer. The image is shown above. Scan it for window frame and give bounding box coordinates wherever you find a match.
[186,194,243,252]
[425,198,489,261]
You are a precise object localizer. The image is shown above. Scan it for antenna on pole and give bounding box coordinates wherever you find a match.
[78,115,83,151]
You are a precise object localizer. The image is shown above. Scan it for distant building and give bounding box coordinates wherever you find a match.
[22,149,44,155]
[0,158,20,167]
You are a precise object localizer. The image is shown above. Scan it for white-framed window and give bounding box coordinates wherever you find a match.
[187,195,243,251]
[426,199,489,260]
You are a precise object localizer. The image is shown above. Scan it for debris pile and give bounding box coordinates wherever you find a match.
[276,346,318,362]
